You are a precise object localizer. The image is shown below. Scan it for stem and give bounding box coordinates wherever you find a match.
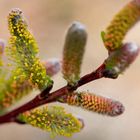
[0,63,105,124]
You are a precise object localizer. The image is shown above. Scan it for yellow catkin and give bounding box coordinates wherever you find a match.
[0,78,33,113]
[18,106,82,138]
[103,1,140,51]
[7,8,53,90]
[59,92,124,116]
[0,59,56,113]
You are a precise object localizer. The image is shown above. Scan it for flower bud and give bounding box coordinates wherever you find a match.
[104,42,140,78]
[42,58,61,76]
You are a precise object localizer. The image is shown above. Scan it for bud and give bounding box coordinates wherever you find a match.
[62,21,87,86]
[103,42,140,78]
[103,1,140,51]
[59,92,124,117]
[42,58,61,76]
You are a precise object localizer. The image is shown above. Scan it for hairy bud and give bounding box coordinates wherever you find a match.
[42,58,61,76]
[104,42,140,78]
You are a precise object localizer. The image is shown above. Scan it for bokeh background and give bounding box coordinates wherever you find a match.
[0,0,140,140]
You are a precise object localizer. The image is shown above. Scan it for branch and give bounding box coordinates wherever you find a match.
[0,63,105,124]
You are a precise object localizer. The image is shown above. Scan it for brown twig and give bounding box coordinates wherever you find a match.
[0,63,105,124]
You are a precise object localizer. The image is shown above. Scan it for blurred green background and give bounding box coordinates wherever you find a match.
[0,0,140,140]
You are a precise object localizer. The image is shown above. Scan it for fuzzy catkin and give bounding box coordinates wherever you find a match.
[0,8,54,113]
[59,92,124,116]
[0,58,59,113]
[7,8,53,90]
[103,1,140,51]
[18,106,82,138]
[62,22,87,86]
[0,80,32,112]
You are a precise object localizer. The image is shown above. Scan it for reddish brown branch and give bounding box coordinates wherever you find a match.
[0,63,105,124]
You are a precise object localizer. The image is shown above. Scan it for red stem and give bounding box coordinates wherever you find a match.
[0,63,105,124]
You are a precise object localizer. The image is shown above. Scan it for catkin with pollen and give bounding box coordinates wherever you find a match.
[103,0,140,51]
[18,106,82,138]
[7,8,53,90]
[59,92,124,117]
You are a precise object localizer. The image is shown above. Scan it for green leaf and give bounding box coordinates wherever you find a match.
[100,31,106,42]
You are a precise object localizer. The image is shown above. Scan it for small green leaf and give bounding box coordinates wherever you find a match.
[100,31,106,42]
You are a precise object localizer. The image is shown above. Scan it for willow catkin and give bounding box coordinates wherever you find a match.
[59,92,124,117]
[0,59,57,113]
[18,106,82,138]
[62,21,87,86]
[103,0,140,51]
[0,79,32,111]
[7,8,53,90]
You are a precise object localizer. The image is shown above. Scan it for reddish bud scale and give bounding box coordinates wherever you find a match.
[59,92,124,117]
